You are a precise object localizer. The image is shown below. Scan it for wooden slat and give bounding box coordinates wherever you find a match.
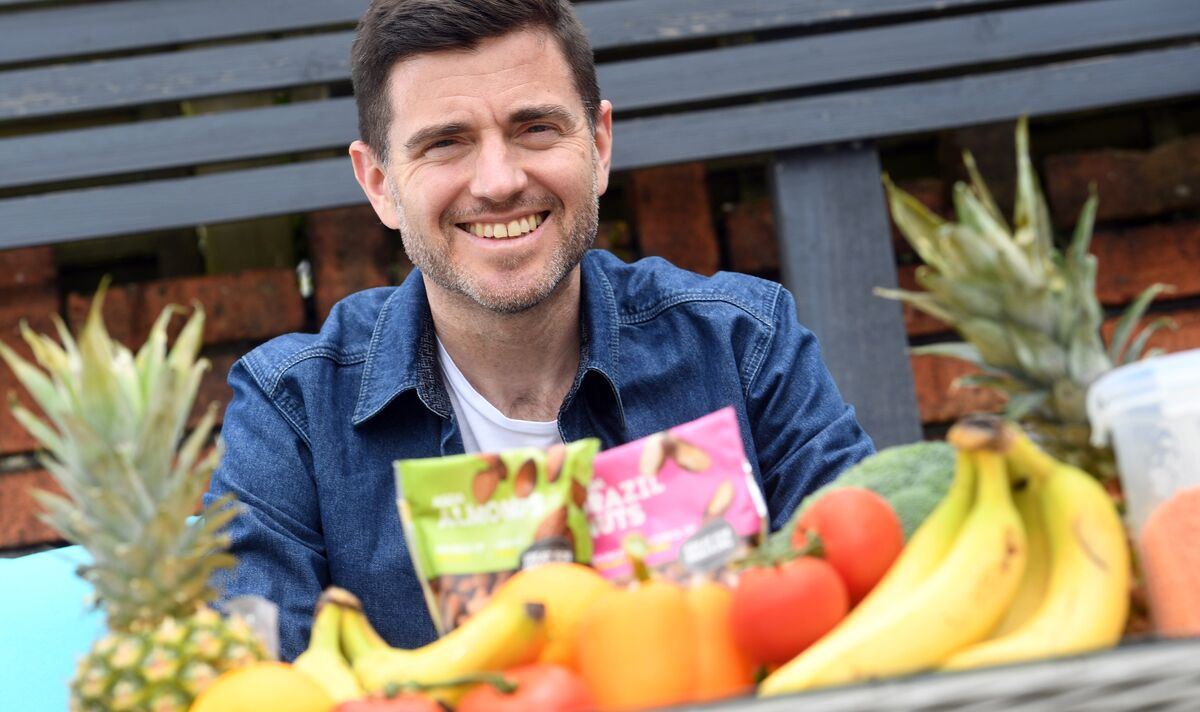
[0,0,365,67]
[602,0,1200,112]
[611,43,1200,170]
[3,44,1198,249]
[0,159,363,250]
[576,0,1008,50]
[0,32,352,121]
[769,144,921,448]
[0,98,357,190]
[0,0,1037,120]
[0,0,1008,68]
[5,0,1194,189]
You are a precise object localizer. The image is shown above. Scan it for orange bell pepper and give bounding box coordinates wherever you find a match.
[576,537,754,711]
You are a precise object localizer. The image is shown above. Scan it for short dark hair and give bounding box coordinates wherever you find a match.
[351,0,600,164]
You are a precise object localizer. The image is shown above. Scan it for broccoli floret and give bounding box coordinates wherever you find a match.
[776,441,956,548]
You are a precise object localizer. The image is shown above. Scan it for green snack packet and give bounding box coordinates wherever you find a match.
[396,438,600,635]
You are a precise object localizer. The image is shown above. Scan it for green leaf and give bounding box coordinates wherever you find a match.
[883,175,953,274]
[963,150,1008,231]
[1123,317,1178,364]
[1108,283,1174,363]
[957,318,1022,371]
[952,372,1031,395]
[910,341,989,369]
[917,271,1004,320]
[1066,190,1099,267]
[873,286,958,325]
[1005,390,1049,421]
[1012,116,1054,257]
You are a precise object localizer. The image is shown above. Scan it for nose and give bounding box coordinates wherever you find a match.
[469,135,528,203]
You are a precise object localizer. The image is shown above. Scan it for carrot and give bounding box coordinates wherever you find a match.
[1139,485,1200,638]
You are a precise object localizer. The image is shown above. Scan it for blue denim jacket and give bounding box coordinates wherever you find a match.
[205,249,873,659]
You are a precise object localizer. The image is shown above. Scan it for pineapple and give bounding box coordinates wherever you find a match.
[0,286,266,711]
[876,117,1173,480]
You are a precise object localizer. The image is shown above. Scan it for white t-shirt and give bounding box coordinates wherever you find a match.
[436,338,563,453]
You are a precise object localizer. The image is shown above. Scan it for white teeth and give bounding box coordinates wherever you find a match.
[463,213,545,239]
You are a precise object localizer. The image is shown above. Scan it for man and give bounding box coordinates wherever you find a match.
[207,0,873,660]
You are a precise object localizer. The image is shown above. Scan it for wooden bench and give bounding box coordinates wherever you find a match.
[2,0,1198,449]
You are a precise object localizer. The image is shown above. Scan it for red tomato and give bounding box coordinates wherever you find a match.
[729,556,849,665]
[793,487,904,603]
[457,664,595,712]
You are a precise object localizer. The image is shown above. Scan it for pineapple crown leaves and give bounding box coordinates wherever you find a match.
[876,116,1175,421]
[0,281,240,631]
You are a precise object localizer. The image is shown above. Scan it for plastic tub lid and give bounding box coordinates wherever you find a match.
[1087,348,1200,447]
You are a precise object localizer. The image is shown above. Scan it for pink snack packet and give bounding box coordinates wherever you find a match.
[587,406,767,585]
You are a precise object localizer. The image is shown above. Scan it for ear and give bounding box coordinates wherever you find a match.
[349,140,400,229]
[593,100,614,197]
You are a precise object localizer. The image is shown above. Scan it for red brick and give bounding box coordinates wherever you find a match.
[895,263,955,337]
[0,468,65,549]
[725,197,780,274]
[911,352,1006,425]
[70,270,304,347]
[1092,221,1200,305]
[1044,134,1200,228]
[628,163,720,275]
[142,270,303,345]
[0,246,55,290]
[307,205,395,322]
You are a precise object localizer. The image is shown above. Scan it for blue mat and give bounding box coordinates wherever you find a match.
[0,545,104,710]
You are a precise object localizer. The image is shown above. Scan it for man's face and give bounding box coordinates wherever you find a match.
[358,29,613,314]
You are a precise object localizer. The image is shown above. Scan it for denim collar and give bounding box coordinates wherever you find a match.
[351,250,625,429]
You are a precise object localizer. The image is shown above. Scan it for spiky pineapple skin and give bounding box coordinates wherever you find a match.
[71,607,266,712]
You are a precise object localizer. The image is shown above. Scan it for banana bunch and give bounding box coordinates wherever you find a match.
[337,589,546,706]
[760,415,1129,696]
[293,588,367,703]
[292,586,546,706]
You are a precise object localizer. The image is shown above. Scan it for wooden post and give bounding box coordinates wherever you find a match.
[768,143,921,448]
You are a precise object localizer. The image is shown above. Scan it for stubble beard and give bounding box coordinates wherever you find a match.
[390,164,599,315]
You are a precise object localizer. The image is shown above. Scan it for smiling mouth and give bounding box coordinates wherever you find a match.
[457,211,549,239]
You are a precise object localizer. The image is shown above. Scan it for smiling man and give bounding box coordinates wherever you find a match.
[206,0,874,660]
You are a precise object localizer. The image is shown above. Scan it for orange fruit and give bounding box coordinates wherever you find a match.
[189,661,334,712]
[494,563,613,669]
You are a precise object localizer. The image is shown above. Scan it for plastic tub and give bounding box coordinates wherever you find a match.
[1086,348,1200,542]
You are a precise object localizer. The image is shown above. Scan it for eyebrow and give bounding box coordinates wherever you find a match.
[510,104,578,130]
[404,122,470,153]
[403,104,580,154]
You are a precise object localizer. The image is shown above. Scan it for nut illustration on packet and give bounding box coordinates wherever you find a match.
[588,407,767,585]
[396,438,600,634]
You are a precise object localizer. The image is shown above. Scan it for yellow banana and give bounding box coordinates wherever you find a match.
[759,444,1025,696]
[989,478,1051,637]
[341,596,546,705]
[942,427,1129,670]
[783,446,976,656]
[840,449,977,628]
[292,588,366,703]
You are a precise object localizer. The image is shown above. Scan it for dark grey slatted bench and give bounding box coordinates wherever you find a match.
[2,0,1198,448]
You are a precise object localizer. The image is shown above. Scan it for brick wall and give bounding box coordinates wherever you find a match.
[3,119,1199,555]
